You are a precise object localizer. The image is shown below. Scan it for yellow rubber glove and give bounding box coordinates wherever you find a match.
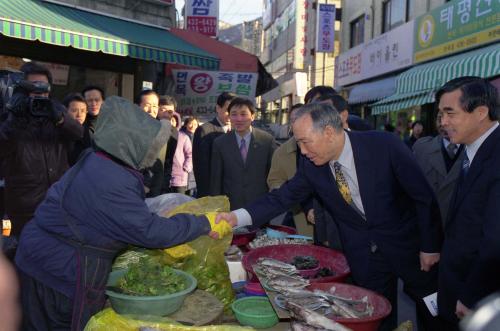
[205,212,233,239]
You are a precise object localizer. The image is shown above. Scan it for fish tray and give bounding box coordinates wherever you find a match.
[242,244,350,283]
[307,282,392,331]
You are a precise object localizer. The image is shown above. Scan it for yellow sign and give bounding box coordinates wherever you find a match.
[417,15,435,48]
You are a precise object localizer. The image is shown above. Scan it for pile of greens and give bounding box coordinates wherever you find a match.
[117,258,187,296]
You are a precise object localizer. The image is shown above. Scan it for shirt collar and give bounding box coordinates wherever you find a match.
[466,122,499,163]
[330,131,353,170]
[235,128,252,145]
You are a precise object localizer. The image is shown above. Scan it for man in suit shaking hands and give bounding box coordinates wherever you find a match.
[436,77,500,329]
[216,102,445,330]
[210,97,277,210]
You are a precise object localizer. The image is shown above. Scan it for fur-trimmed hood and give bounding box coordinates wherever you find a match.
[93,96,172,170]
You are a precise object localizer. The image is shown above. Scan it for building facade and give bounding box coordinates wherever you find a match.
[337,0,499,135]
[258,0,341,126]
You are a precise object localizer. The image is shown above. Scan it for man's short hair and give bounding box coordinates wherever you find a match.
[159,95,177,108]
[228,97,256,114]
[316,94,349,112]
[216,92,237,107]
[82,85,105,100]
[293,102,343,132]
[304,86,337,104]
[436,76,498,121]
[20,62,53,85]
[62,93,86,108]
[134,89,159,105]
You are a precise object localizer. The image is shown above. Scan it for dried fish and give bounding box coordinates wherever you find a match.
[286,301,353,331]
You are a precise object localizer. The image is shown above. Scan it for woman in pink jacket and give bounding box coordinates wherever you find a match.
[169,116,193,194]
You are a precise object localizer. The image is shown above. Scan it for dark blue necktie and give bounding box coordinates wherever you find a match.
[462,153,470,176]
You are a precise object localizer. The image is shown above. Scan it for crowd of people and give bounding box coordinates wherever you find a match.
[0,61,498,331]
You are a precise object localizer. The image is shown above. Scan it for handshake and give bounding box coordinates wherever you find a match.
[205,212,238,240]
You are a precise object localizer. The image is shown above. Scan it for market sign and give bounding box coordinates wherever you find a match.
[185,0,219,37]
[294,0,310,70]
[334,21,414,87]
[316,4,336,53]
[172,69,257,118]
[414,0,500,63]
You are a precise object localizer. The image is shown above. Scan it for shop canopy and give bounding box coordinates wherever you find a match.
[347,76,396,104]
[371,43,499,115]
[0,0,219,70]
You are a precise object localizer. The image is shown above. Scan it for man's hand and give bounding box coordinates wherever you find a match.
[455,300,471,319]
[208,231,220,240]
[419,252,440,271]
[306,209,315,224]
[205,212,232,239]
[215,212,238,227]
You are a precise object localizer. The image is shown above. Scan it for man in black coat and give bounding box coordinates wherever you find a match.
[192,92,235,197]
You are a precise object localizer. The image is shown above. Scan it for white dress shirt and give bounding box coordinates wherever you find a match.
[465,122,499,164]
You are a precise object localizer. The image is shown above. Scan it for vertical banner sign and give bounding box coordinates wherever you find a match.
[414,0,500,63]
[185,0,219,37]
[316,4,336,52]
[294,0,310,70]
[172,69,257,119]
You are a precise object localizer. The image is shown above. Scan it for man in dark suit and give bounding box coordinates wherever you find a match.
[217,102,444,330]
[435,76,500,329]
[413,111,464,226]
[210,97,277,210]
[192,92,236,197]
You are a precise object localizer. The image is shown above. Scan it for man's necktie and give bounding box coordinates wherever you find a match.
[446,143,457,159]
[333,162,352,204]
[462,153,470,176]
[240,139,247,163]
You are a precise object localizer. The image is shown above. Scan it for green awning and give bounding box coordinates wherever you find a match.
[0,0,219,70]
[371,43,499,114]
[371,90,434,115]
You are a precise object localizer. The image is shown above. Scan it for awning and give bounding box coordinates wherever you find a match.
[371,43,499,114]
[371,90,434,115]
[348,76,396,104]
[0,0,219,70]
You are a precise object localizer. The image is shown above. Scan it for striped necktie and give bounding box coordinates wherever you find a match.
[462,153,470,176]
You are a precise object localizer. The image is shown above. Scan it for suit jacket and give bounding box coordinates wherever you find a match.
[413,135,464,225]
[192,118,225,197]
[211,128,277,210]
[245,131,442,285]
[438,125,500,322]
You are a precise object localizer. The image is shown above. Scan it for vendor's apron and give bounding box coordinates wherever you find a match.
[53,150,126,331]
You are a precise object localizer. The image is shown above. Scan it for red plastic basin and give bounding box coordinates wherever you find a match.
[307,282,392,331]
[242,244,350,283]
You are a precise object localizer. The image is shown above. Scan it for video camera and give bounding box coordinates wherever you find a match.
[0,69,53,118]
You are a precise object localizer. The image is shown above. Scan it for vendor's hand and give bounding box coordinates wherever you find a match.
[206,212,232,239]
[456,300,471,319]
[306,209,315,224]
[419,252,440,272]
[215,212,238,227]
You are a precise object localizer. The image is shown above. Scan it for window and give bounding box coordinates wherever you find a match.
[382,0,411,32]
[350,15,365,48]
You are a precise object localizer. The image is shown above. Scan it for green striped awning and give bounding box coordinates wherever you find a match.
[0,0,219,70]
[371,90,434,115]
[371,43,499,114]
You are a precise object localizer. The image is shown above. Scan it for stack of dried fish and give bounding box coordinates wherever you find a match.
[248,234,311,249]
[253,258,310,292]
[286,301,353,331]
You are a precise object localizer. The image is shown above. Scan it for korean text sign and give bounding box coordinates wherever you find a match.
[316,4,336,53]
[414,0,500,63]
[172,70,257,118]
[185,0,219,37]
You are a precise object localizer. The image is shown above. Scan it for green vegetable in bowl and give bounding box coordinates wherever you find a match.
[117,258,187,296]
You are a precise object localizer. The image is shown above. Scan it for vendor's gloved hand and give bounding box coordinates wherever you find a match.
[205,212,232,239]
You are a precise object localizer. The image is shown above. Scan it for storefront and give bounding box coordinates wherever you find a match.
[0,0,219,100]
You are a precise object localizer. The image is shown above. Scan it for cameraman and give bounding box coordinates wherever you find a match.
[0,62,83,238]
